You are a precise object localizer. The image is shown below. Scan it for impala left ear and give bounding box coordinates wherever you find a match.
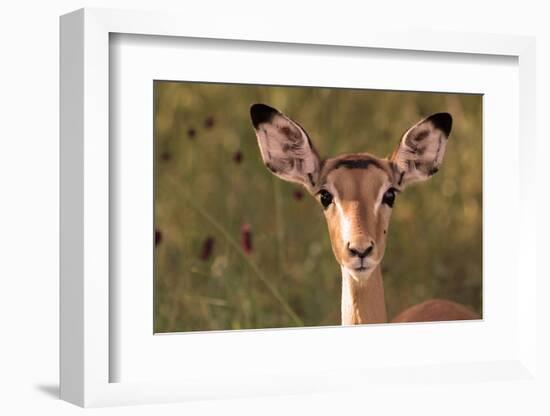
[250,103,321,190]
[390,113,452,187]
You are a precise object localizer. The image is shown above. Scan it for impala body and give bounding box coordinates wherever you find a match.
[250,103,479,325]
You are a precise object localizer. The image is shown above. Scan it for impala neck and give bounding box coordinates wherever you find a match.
[341,265,387,325]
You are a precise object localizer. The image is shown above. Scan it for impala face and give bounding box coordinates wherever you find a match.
[250,104,452,282]
[318,155,399,279]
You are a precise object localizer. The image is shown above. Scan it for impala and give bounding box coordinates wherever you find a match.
[250,103,479,325]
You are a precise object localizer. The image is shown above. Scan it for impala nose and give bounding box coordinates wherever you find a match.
[347,241,374,259]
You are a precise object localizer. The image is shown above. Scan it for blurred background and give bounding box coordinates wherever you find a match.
[154,81,482,333]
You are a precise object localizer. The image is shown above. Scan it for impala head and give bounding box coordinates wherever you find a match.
[250,103,452,281]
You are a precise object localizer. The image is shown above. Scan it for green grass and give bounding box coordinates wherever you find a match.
[154,81,482,332]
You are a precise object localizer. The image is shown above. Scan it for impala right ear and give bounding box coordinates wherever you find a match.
[250,104,321,190]
[390,112,453,187]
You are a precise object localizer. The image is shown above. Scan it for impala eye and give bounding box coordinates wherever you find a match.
[382,188,397,207]
[319,190,333,209]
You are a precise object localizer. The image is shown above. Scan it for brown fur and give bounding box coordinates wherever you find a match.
[341,266,387,325]
[318,154,396,270]
[392,299,480,323]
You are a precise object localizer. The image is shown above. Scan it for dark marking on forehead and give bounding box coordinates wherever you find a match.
[322,156,398,188]
[335,158,384,171]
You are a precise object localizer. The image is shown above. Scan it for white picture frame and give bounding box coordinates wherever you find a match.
[60,7,538,408]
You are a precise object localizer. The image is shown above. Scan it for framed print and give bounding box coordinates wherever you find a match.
[60,8,538,408]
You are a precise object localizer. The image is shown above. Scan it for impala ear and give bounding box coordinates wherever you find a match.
[250,103,321,190]
[390,113,452,187]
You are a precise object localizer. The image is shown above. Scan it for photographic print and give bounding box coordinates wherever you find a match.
[154,82,482,332]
